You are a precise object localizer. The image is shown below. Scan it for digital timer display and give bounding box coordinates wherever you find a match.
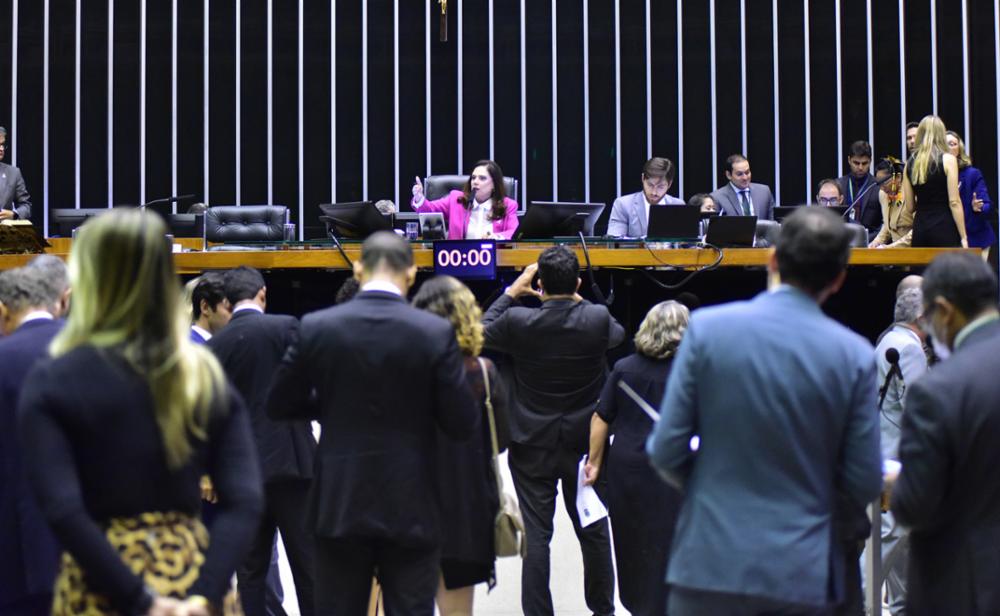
[432,240,497,280]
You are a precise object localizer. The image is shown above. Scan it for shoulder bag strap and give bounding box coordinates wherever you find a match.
[477,357,505,499]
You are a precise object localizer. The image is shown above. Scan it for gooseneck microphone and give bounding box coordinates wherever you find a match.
[878,347,902,410]
[844,175,892,220]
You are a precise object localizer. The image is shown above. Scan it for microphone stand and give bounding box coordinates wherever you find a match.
[843,176,890,221]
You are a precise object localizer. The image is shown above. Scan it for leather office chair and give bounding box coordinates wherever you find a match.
[755,220,782,248]
[204,205,288,245]
[423,175,521,212]
[845,222,870,248]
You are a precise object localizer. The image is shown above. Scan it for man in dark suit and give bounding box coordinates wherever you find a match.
[266,232,477,615]
[0,263,68,615]
[836,140,883,236]
[709,154,775,220]
[208,266,316,616]
[189,271,231,344]
[482,245,624,616]
[891,252,1000,615]
[647,207,882,614]
[0,127,32,221]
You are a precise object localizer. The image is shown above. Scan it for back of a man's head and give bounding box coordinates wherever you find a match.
[25,254,69,311]
[360,231,413,276]
[775,207,852,296]
[192,271,227,320]
[537,246,579,296]
[0,267,53,319]
[922,252,999,319]
[224,266,266,306]
[894,287,923,324]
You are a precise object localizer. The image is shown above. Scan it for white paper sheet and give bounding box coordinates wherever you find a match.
[576,456,609,528]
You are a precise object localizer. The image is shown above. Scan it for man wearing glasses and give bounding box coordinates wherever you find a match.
[607,157,685,238]
[816,179,845,208]
[0,127,32,222]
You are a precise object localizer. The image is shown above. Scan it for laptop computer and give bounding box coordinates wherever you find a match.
[645,206,702,240]
[705,215,758,247]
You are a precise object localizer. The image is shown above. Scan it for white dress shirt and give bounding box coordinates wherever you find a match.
[361,280,404,297]
[465,199,493,239]
[731,183,755,216]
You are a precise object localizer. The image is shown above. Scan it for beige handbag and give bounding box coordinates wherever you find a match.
[477,357,527,558]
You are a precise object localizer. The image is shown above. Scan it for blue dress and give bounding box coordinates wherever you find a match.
[958,166,998,248]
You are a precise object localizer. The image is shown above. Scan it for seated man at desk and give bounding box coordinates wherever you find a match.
[710,154,775,220]
[608,157,685,238]
[0,127,32,221]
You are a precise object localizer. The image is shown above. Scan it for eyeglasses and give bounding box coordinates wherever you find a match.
[817,197,840,206]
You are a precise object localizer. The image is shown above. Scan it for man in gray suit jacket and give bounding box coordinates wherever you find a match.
[0,127,32,221]
[709,154,775,220]
[647,207,882,614]
[607,157,686,238]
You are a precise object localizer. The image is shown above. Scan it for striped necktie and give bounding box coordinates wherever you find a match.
[739,190,751,216]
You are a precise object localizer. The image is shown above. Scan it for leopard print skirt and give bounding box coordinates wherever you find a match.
[52,510,240,616]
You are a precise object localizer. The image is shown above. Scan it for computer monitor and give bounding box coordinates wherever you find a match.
[168,213,205,238]
[318,201,393,239]
[50,208,112,237]
[515,202,606,239]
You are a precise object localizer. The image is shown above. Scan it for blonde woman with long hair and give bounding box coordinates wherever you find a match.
[412,276,510,616]
[902,115,968,247]
[583,300,690,616]
[17,209,263,616]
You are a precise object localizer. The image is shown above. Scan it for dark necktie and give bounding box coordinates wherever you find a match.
[739,190,751,216]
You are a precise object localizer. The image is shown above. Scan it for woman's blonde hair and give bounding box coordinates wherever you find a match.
[412,276,484,356]
[634,300,690,359]
[51,209,227,469]
[910,115,949,185]
[945,130,973,169]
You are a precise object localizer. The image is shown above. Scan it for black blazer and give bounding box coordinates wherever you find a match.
[482,295,625,454]
[892,319,1000,615]
[0,319,62,607]
[266,290,478,549]
[208,309,315,484]
[837,174,883,236]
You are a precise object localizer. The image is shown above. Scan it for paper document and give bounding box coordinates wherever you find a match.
[576,456,609,528]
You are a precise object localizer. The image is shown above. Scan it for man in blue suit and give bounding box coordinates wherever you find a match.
[189,271,231,344]
[0,260,69,615]
[607,157,686,238]
[647,207,882,614]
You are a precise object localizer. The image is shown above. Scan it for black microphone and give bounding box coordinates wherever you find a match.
[878,347,902,410]
[139,194,197,209]
[843,175,892,220]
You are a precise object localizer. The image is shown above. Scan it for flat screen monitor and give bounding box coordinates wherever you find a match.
[318,201,393,239]
[50,208,112,237]
[168,213,205,238]
[515,202,606,239]
[705,215,758,247]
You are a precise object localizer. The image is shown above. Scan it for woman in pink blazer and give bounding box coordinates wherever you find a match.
[411,159,520,239]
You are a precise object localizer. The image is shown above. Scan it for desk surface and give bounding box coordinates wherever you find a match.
[0,241,972,273]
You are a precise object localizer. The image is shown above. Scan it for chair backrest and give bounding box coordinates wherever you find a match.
[423,175,520,210]
[755,219,782,248]
[205,205,287,243]
[844,222,870,248]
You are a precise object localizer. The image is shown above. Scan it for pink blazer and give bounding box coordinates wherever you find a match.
[412,190,520,240]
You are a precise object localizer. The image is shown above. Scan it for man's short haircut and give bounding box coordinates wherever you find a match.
[847,141,872,159]
[922,252,999,318]
[0,126,6,136]
[360,230,413,275]
[192,271,227,319]
[725,154,748,174]
[537,245,579,296]
[223,266,266,306]
[905,121,919,131]
[0,268,53,314]
[25,254,69,307]
[775,207,852,295]
[894,287,923,324]
[816,178,843,197]
[642,157,675,184]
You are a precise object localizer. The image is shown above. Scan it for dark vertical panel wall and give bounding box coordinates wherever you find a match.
[48,0,74,209]
[4,0,998,237]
